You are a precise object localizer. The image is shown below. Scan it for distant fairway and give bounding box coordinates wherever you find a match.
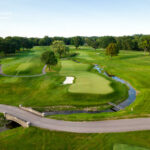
[1,47,46,75]
[77,50,94,61]
[60,60,114,94]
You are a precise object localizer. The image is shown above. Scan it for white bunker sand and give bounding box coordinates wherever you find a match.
[63,77,74,85]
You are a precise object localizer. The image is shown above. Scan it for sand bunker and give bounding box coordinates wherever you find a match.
[63,77,74,85]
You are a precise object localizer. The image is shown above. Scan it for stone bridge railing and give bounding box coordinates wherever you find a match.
[19,105,46,117]
[3,112,30,128]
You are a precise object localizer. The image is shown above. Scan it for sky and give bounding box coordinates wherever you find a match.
[0,0,150,38]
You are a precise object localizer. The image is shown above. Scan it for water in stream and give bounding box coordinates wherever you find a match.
[0,121,21,133]
[94,64,136,109]
[45,65,136,116]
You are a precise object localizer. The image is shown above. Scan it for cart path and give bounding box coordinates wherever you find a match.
[0,104,150,133]
[0,64,47,77]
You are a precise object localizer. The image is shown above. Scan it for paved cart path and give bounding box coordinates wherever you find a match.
[0,63,148,133]
[0,104,150,133]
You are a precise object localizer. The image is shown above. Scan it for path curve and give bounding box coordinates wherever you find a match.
[0,64,47,78]
[0,104,150,133]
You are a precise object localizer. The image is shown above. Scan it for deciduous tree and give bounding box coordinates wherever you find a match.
[138,36,150,55]
[106,43,119,57]
[52,40,69,58]
[72,36,84,49]
[41,51,57,71]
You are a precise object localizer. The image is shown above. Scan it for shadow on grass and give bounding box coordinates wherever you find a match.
[119,54,145,60]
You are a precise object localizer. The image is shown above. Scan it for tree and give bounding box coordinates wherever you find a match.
[138,36,150,55]
[72,36,84,49]
[30,38,40,46]
[1,37,18,55]
[116,36,139,50]
[20,37,33,50]
[41,51,57,71]
[106,43,119,57]
[0,38,4,53]
[98,36,116,48]
[39,36,52,46]
[52,40,69,58]
[85,38,99,50]
[91,40,99,50]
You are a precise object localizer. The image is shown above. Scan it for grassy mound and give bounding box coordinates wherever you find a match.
[60,60,113,94]
[0,46,128,113]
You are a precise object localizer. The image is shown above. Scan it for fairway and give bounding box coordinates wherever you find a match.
[60,60,114,94]
[1,47,45,75]
[77,50,94,61]
[1,1,150,149]
[0,46,128,112]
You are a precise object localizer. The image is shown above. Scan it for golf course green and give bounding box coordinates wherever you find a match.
[1,46,150,150]
[60,60,114,94]
[0,46,127,112]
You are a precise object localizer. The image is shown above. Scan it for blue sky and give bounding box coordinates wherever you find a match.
[0,0,150,37]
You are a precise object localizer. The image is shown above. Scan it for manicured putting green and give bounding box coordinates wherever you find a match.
[60,60,113,94]
[113,144,149,150]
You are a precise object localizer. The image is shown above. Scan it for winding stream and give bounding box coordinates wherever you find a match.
[94,65,136,109]
[0,64,137,133]
[45,64,136,116]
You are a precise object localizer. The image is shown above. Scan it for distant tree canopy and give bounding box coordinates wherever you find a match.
[0,34,150,56]
[39,36,52,46]
[72,36,84,49]
[52,40,69,58]
[86,38,99,50]
[106,43,119,57]
[98,36,116,48]
[41,51,57,70]
[116,36,139,50]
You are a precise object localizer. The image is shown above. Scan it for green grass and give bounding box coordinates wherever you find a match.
[50,47,150,121]
[0,127,150,150]
[60,60,114,94]
[1,47,46,75]
[0,114,6,127]
[113,144,149,150]
[0,46,127,112]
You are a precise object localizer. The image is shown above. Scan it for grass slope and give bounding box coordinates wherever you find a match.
[50,47,150,121]
[0,46,127,112]
[0,127,150,150]
[1,47,46,75]
[60,60,113,94]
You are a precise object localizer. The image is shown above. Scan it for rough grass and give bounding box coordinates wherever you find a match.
[60,60,114,94]
[0,46,127,111]
[50,47,150,121]
[113,144,149,150]
[0,127,150,150]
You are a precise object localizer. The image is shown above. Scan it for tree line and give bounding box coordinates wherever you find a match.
[0,34,150,55]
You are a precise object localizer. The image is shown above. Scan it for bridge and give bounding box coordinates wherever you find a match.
[108,102,123,111]
[4,112,30,128]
